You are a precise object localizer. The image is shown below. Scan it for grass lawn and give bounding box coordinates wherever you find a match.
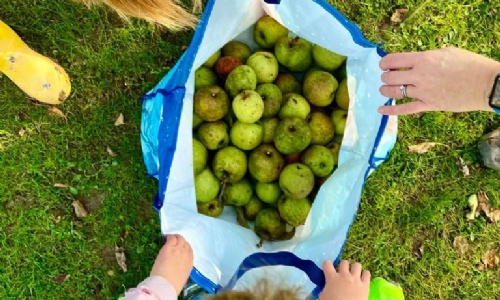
[1,0,499,299]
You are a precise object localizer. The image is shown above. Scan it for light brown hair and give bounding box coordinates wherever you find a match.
[209,279,304,300]
[77,0,203,30]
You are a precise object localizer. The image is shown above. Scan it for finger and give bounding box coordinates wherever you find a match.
[322,260,337,282]
[165,234,178,246]
[174,234,186,246]
[338,260,350,273]
[361,270,371,283]
[378,100,430,116]
[379,52,419,71]
[350,262,362,277]
[381,70,415,86]
[379,84,416,99]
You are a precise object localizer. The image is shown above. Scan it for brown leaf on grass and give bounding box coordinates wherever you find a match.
[456,157,470,177]
[115,246,128,272]
[72,200,88,218]
[47,106,67,121]
[114,113,125,126]
[489,210,500,223]
[53,273,70,284]
[18,128,26,137]
[408,142,445,154]
[478,249,499,271]
[53,183,69,188]
[453,236,469,256]
[106,146,118,157]
[390,8,409,24]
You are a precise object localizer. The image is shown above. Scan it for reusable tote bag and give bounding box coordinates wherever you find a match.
[140,0,397,297]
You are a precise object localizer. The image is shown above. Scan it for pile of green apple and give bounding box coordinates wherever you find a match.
[192,15,349,244]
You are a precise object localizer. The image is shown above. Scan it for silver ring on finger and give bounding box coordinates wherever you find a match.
[400,84,408,98]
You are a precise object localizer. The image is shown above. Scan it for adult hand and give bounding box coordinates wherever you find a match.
[379,47,500,115]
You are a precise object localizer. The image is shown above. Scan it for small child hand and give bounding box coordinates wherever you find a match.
[319,260,371,300]
[150,234,194,295]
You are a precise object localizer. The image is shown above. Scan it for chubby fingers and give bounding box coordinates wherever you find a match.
[322,260,337,282]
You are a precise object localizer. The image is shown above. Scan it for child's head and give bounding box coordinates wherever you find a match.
[76,0,202,30]
[208,279,304,300]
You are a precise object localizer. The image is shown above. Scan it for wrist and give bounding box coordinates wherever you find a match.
[483,61,500,112]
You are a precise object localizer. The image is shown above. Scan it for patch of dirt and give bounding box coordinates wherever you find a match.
[79,190,107,214]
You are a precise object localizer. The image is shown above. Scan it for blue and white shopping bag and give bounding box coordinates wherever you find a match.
[140,0,397,298]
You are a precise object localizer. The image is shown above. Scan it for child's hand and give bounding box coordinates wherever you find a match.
[319,260,371,300]
[150,234,194,295]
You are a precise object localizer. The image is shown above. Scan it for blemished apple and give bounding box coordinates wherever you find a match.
[274,37,312,73]
[274,72,302,95]
[312,45,346,72]
[225,65,257,98]
[194,66,217,91]
[253,15,289,49]
[232,90,264,123]
[303,70,338,107]
[331,109,348,135]
[335,78,349,110]
[222,41,252,63]
[246,52,279,84]
[214,56,243,77]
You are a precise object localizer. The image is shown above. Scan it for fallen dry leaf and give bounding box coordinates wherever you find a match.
[114,113,125,126]
[390,8,409,24]
[453,236,469,256]
[47,106,67,121]
[478,249,499,271]
[53,183,69,188]
[106,146,118,157]
[53,273,70,284]
[18,128,26,137]
[72,200,88,218]
[489,210,500,223]
[408,142,445,154]
[115,246,128,272]
[457,157,470,177]
[477,191,491,214]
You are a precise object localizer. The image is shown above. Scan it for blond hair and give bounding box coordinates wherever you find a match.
[77,0,203,30]
[209,279,304,300]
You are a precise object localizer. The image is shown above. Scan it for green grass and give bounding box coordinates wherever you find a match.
[1,0,499,299]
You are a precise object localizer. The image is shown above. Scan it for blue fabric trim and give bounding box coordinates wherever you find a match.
[311,0,375,48]
[220,252,325,292]
[494,107,500,114]
[191,267,221,294]
[264,0,281,3]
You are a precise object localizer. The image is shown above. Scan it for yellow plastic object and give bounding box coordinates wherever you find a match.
[0,20,71,104]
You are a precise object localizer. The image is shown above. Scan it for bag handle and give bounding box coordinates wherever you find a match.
[220,251,326,292]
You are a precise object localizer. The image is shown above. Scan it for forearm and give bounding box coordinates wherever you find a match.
[123,276,178,300]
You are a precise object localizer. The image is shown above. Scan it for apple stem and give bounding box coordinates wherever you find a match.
[217,172,228,204]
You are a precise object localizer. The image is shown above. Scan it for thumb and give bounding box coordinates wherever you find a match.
[322,260,337,284]
[378,100,430,116]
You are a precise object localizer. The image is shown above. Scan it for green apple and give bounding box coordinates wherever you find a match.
[331,109,348,135]
[336,78,350,110]
[232,90,264,123]
[253,15,289,49]
[275,37,312,72]
[274,72,302,95]
[312,45,346,72]
[194,66,217,91]
[246,52,279,83]
[278,93,310,120]
[203,49,221,68]
[303,70,338,107]
[230,121,263,150]
[225,65,257,97]
[256,83,282,118]
[222,41,252,63]
[193,85,230,122]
